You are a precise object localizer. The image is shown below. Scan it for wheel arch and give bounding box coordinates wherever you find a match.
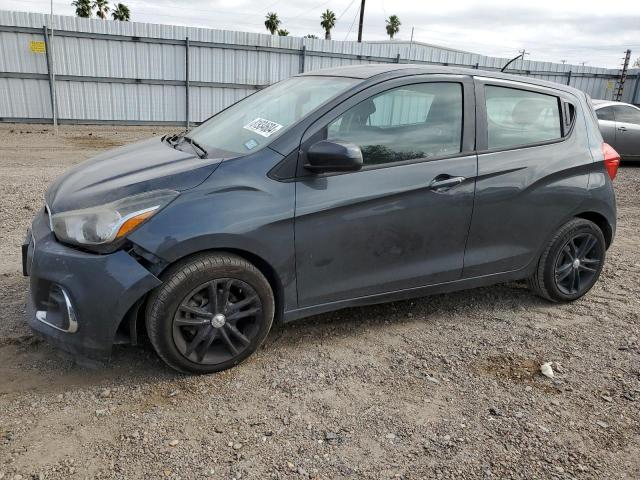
[574,211,613,248]
[157,247,285,323]
[115,246,286,347]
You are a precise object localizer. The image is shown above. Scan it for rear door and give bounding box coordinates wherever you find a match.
[463,77,589,278]
[294,75,477,307]
[612,105,640,158]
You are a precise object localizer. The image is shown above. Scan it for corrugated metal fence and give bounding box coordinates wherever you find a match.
[1,10,638,126]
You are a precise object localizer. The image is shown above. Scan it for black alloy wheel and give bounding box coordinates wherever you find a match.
[173,278,262,364]
[553,233,602,296]
[145,253,275,374]
[528,218,606,303]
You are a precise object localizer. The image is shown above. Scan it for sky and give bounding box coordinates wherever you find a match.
[3,0,640,68]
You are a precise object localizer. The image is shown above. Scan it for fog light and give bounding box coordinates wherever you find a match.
[35,284,78,333]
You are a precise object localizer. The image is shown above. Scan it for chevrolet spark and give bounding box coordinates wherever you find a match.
[23,65,619,374]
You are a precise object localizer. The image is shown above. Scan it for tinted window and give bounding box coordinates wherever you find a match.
[613,105,640,125]
[485,86,562,149]
[327,83,462,166]
[596,106,615,121]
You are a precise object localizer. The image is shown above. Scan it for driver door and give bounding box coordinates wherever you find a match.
[294,75,477,307]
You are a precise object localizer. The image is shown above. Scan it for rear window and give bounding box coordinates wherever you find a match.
[485,86,562,150]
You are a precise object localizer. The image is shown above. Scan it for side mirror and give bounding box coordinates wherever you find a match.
[304,140,363,173]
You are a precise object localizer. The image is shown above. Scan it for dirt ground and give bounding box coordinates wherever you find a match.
[0,124,639,480]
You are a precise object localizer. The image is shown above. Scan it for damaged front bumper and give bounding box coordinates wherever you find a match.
[23,208,162,361]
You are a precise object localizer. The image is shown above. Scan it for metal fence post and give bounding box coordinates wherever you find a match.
[566,70,572,86]
[42,26,57,127]
[395,53,401,63]
[299,45,306,74]
[185,36,190,129]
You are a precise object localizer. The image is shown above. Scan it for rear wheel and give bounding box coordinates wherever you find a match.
[528,218,606,302]
[145,253,274,374]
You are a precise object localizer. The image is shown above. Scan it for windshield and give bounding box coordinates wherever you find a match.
[188,76,359,155]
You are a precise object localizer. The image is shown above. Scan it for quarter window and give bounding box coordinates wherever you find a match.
[612,105,640,125]
[327,83,463,166]
[485,86,562,149]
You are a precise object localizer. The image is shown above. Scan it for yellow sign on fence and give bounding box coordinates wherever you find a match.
[29,40,46,54]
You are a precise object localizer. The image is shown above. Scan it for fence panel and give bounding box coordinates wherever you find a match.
[0,9,638,125]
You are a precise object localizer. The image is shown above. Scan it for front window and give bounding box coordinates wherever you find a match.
[596,106,615,122]
[189,76,359,155]
[612,105,640,125]
[326,82,463,166]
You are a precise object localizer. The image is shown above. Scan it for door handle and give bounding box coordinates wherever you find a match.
[618,126,627,132]
[429,175,466,192]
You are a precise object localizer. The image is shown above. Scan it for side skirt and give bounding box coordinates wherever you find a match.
[282,265,534,323]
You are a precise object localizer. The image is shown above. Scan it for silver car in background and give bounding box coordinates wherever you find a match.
[593,100,640,160]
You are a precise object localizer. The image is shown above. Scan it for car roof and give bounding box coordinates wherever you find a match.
[591,99,637,109]
[299,64,585,97]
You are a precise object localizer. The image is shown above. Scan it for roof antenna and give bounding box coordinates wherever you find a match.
[501,49,529,73]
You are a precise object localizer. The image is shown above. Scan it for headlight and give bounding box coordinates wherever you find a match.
[51,190,179,246]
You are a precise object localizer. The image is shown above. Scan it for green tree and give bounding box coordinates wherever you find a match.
[264,12,281,35]
[385,15,401,39]
[304,34,319,39]
[71,0,93,18]
[277,29,289,36]
[111,3,130,21]
[320,9,336,40]
[93,0,109,19]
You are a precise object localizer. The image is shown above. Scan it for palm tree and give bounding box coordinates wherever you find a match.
[71,0,92,18]
[320,9,336,40]
[304,34,319,39]
[277,29,289,36]
[111,3,130,21]
[93,0,109,19]
[385,15,401,39]
[264,13,281,35]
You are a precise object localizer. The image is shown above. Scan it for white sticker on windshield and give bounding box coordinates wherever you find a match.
[243,118,283,138]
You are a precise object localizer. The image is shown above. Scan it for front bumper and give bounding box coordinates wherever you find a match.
[24,208,162,361]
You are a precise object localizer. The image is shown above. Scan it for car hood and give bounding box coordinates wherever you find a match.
[46,137,224,213]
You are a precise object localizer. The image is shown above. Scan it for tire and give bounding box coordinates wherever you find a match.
[528,218,606,303]
[145,252,274,374]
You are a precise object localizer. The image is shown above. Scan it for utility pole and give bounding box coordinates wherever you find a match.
[357,0,365,43]
[613,49,631,102]
[408,26,414,61]
[50,0,57,134]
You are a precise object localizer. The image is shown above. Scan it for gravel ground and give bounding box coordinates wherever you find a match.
[0,124,639,479]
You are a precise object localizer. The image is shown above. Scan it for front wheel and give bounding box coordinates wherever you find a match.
[145,253,275,374]
[528,218,606,302]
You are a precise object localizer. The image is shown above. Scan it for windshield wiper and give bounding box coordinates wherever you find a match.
[163,131,208,158]
[179,136,208,158]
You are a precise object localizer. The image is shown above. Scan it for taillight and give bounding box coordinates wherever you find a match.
[602,143,621,180]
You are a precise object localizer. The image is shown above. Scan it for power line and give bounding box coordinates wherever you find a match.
[337,0,358,20]
[344,2,360,41]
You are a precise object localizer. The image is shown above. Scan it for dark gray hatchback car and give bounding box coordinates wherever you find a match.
[23,65,619,373]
